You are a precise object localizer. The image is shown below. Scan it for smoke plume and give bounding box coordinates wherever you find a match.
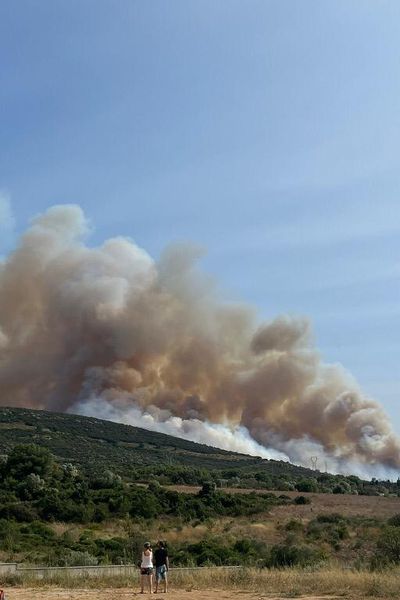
[0,204,399,477]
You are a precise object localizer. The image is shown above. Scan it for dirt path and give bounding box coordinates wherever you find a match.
[4,589,338,600]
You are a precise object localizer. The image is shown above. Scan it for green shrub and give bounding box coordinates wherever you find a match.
[294,495,311,505]
[56,549,99,566]
[0,501,38,522]
[284,519,304,532]
[296,479,318,493]
[315,513,345,524]
[374,526,400,565]
[266,543,325,568]
[3,444,54,480]
[387,514,400,527]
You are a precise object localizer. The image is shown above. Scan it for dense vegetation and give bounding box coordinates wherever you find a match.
[1,407,399,496]
[0,444,290,525]
[0,443,297,565]
[1,409,400,570]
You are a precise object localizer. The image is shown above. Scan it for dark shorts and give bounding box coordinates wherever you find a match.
[156,565,167,581]
[141,567,153,576]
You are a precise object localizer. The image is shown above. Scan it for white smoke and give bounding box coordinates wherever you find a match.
[0,204,399,478]
[75,396,288,461]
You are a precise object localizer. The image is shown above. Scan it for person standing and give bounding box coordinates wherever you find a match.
[154,540,169,594]
[140,542,154,594]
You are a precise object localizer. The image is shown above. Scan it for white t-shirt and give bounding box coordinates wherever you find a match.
[141,550,153,568]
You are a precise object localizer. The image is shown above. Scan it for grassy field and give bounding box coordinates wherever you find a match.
[1,409,400,574]
[1,471,399,567]
[3,566,400,598]
[168,485,400,519]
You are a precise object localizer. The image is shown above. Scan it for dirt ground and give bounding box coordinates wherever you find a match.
[4,590,338,600]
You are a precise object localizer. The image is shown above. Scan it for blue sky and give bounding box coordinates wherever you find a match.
[1,1,400,431]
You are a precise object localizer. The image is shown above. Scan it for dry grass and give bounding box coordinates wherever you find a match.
[167,486,400,521]
[2,567,400,598]
[47,514,279,547]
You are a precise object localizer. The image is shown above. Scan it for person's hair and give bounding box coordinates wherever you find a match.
[158,540,165,548]
[144,542,151,548]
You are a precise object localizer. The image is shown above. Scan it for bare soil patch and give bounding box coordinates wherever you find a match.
[4,589,338,600]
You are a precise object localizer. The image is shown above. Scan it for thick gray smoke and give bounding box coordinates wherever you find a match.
[0,204,399,477]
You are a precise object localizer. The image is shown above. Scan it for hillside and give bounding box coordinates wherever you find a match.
[0,407,315,480]
[1,407,400,571]
[0,407,398,496]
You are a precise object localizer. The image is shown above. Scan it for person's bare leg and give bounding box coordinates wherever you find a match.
[164,574,168,593]
[149,573,153,594]
[155,574,158,594]
[140,574,145,593]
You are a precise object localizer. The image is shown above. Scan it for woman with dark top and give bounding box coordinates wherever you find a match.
[154,540,169,593]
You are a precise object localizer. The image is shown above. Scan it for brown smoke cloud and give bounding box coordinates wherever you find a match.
[0,204,399,476]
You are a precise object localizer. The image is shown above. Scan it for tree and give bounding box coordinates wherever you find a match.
[198,481,217,497]
[4,444,53,481]
[296,478,318,493]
